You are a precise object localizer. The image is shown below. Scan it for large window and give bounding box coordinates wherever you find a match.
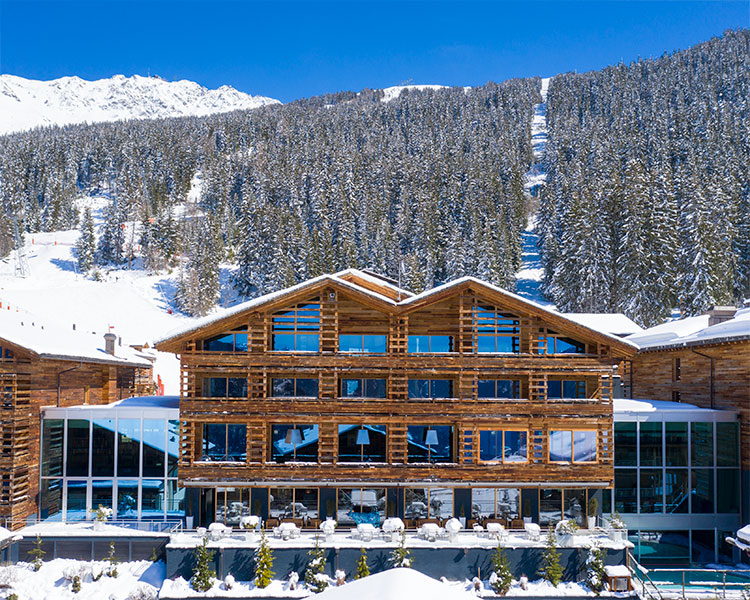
[615,469,637,513]
[691,422,713,467]
[66,419,89,477]
[540,331,586,354]
[472,488,520,520]
[408,335,453,353]
[340,378,387,399]
[201,424,246,462]
[269,488,318,520]
[337,488,386,526]
[271,377,318,398]
[270,424,319,463]
[539,488,562,526]
[214,487,250,526]
[202,377,248,399]
[337,425,387,463]
[547,380,587,399]
[92,419,115,477]
[615,422,637,466]
[203,327,248,352]
[717,423,739,467]
[477,380,520,399]
[474,305,519,353]
[407,425,454,463]
[640,422,662,466]
[117,419,140,477]
[143,419,166,477]
[404,488,453,519]
[640,469,663,513]
[272,302,320,351]
[549,430,597,462]
[665,422,688,466]
[691,469,714,513]
[408,379,453,399]
[41,419,63,477]
[665,469,689,513]
[339,334,387,353]
[479,430,527,463]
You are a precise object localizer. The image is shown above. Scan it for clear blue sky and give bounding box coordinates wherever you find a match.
[1,0,748,102]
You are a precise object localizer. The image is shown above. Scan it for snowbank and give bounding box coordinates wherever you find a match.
[314,568,475,600]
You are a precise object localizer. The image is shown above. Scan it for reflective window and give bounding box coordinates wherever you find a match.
[167,420,179,477]
[691,469,714,513]
[92,419,115,477]
[204,329,248,352]
[479,430,527,463]
[92,480,113,512]
[547,380,587,399]
[202,424,246,462]
[215,488,250,526]
[118,419,140,477]
[691,422,713,467]
[640,422,662,467]
[408,379,453,399]
[717,423,739,467]
[545,334,586,354]
[66,480,87,521]
[167,480,185,517]
[340,378,386,398]
[66,419,89,477]
[404,488,453,519]
[474,306,519,353]
[640,469,663,513]
[692,530,716,564]
[573,430,597,462]
[717,469,740,513]
[270,424,319,463]
[40,479,63,521]
[337,488,386,526]
[143,419,166,477]
[269,487,318,520]
[549,430,572,461]
[407,425,454,463]
[664,469,689,513]
[408,335,453,353]
[564,489,587,526]
[472,488,520,520]
[203,377,248,398]
[272,302,320,351]
[539,488,562,526]
[477,380,520,399]
[665,422,688,466]
[339,334,387,353]
[271,378,318,398]
[337,425,387,463]
[42,419,64,477]
[615,422,637,466]
[142,479,165,516]
[615,469,637,513]
[117,480,139,519]
[637,530,689,566]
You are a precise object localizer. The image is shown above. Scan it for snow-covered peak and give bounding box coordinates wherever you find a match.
[0,73,280,135]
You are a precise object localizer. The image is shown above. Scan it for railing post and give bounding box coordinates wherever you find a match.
[723,571,726,598]
[682,570,685,599]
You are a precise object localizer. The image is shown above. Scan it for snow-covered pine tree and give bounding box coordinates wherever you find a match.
[190,536,215,592]
[304,537,328,592]
[254,530,274,588]
[354,548,369,579]
[97,200,126,265]
[539,528,562,586]
[489,543,513,595]
[75,207,96,273]
[175,216,222,316]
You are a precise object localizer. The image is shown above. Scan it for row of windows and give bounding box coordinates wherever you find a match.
[0,344,13,361]
[199,376,589,400]
[199,423,598,464]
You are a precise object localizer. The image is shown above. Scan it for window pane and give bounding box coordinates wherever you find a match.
[408,379,429,398]
[408,335,429,353]
[67,480,87,521]
[66,419,89,477]
[692,530,715,564]
[92,480,113,512]
[203,424,226,460]
[640,422,662,466]
[556,337,585,354]
[364,379,387,398]
[615,422,637,466]
[118,419,140,477]
[271,378,295,397]
[573,431,597,462]
[296,488,319,519]
[472,488,496,520]
[234,333,248,352]
[272,334,296,351]
[407,426,453,463]
[430,336,452,352]
[614,469,637,513]
[269,488,293,519]
[337,425,387,463]
[717,423,739,467]
[497,380,519,398]
[665,422,688,466]
[92,419,115,476]
[497,489,520,519]
[337,488,386,526]
[549,431,572,461]
[167,480,185,517]
[142,419,166,477]
[295,378,318,397]
[271,425,319,463]
[477,380,495,398]
[664,469,689,513]
[495,336,518,353]
[539,488,562,527]
[546,381,562,398]
[142,479,165,516]
[564,489,586,526]
[563,380,586,398]
[362,335,386,353]
[505,431,527,462]
[640,469,663,513]
[691,422,713,467]
[479,430,501,461]
[227,425,247,462]
[339,334,362,352]
[296,334,319,351]
[638,530,689,566]
[40,479,63,521]
[207,377,226,397]
[228,378,247,398]
[205,334,234,352]
[717,469,740,513]
[691,468,714,513]
[477,337,496,353]
[341,379,363,397]
[117,480,139,519]
[42,419,64,477]
[404,488,428,519]
[430,379,452,398]
[430,488,453,519]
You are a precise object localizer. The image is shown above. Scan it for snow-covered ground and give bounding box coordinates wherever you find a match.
[0,74,280,135]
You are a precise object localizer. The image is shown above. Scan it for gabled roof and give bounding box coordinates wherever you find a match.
[0,308,154,368]
[154,272,639,356]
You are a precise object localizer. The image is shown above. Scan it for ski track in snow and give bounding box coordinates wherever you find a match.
[517,77,554,308]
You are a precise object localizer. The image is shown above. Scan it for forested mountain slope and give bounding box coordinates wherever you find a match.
[539,29,750,326]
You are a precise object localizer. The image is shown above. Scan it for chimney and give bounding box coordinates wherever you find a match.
[104,333,117,355]
[707,306,736,327]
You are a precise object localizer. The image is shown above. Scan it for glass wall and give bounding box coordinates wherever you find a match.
[337,425,386,462]
[407,379,453,399]
[339,335,387,353]
[41,413,183,522]
[479,430,527,462]
[408,335,453,353]
[269,488,319,521]
[406,425,454,463]
[472,488,520,521]
[337,488,386,526]
[270,424,319,462]
[404,488,453,520]
[340,378,386,398]
[202,424,246,462]
[271,302,320,351]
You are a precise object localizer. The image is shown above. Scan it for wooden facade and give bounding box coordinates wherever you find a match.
[157,271,637,523]
[0,336,152,529]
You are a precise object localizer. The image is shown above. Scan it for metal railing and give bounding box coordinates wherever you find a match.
[1,518,183,534]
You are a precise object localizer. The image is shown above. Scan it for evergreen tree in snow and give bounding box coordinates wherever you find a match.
[75,207,96,273]
[175,215,222,316]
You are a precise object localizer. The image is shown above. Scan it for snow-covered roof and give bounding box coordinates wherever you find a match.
[562,313,643,337]
[155,273,639,353]
[628,307,750,351]
[614,398,738,420]
[0,526,20,546]
[604,565,631,578]
[0,307,153,368]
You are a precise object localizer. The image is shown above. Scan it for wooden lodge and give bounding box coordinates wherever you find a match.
[156,270,638,528]
[0,311,153,528]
